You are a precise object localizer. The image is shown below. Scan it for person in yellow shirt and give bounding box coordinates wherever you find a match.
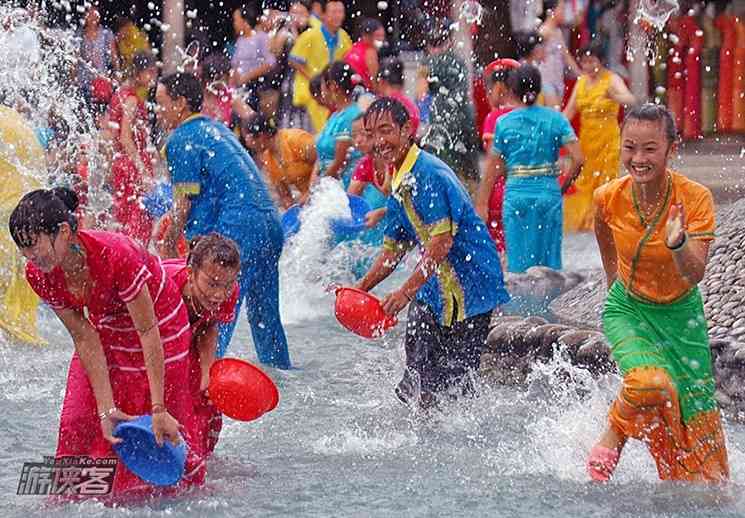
[562,40,635,232]
[241,113,317,209]
[114,16,153,101]
[114,16,151,72]
[0,106,46,344]
[588,104,728,483]
[289,0,352,133]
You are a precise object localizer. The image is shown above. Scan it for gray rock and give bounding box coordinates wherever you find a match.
[715,390,733,408]
[576,339,614,373]
[488,315,524,330]
[534,324,573,358]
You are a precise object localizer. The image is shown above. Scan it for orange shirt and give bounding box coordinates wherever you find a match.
[260,129,315,194]
[594,171,715,303]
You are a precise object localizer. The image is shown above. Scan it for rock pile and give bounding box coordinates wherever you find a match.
[504,266,586,305]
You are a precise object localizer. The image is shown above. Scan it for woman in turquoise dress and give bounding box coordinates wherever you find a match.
[490,65,584,273]
[312,62,362,188]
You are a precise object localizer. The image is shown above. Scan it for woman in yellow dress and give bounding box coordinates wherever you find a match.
[563,40,635,232]
[0,106,46,343]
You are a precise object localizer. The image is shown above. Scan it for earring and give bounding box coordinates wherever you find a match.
[70,243,83,255]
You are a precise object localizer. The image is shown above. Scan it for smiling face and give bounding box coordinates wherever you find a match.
[19,224,73,273]
[621,118,673,185]
[188,259,239,314]
[365,110,412,169]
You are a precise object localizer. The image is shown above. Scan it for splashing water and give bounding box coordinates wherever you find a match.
[458,0,484,25]
[635,0,679,31]
[0,5,113,217]
[279,178,356,324]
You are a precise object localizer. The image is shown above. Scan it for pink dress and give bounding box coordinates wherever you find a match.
[351,155,375,184]
[345,40,374,90]
[483,107,514,252]
[163,258,238,455]
[26,230,205,497]
[107,87,155,246]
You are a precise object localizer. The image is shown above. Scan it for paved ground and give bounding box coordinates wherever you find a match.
[673,135,745,205]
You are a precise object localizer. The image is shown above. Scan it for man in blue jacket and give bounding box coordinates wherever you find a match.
[356,97,510,408]
[156,72,290,369]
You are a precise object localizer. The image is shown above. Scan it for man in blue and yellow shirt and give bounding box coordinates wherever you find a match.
[356,98,510,408]
[156,72,291,369]
[289,0,352,133]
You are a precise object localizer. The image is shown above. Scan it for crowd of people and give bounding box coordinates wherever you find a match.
[0,0,732,500]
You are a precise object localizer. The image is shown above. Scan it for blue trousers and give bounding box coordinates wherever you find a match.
[216,217,291,369]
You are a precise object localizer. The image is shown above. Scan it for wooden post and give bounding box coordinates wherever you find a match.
[161,0,184,74]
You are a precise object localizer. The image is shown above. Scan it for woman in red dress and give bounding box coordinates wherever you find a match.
[162,233,240,455]
[107,51,158,246]
[9,188,205,497]
[344,18,385,92]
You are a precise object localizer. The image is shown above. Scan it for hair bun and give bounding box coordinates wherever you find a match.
[51,187,79,213]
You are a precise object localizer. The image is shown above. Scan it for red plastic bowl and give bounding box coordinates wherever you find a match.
[208,358,279,422]
[334,287,398,339]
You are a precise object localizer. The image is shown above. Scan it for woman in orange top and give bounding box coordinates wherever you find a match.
[563,40,635,233]
[588,104,729,483]
[241,113,316,209]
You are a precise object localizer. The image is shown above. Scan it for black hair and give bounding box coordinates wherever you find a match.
[513,31,543,60]
[485,69,513,89]
[309,70,326,100]
[509,64,542,106]
[160,72,204,112]
[378,58,404,87]
[241,112,278,137]
[543,0,559,15]
[622,103,677,145]
[201,53,231,84]
[132,51,156,74]
[263,0,289,10]
[290,0,312,9]
[9,187,79,248]
[577,38,606,62]
[426,17,452,48]
[325,61,355,97]
[113,15,133,33]
[239,4,261,27]
[48,111,70,143]
[358,18,383,37]
[364,97,411,128]
[319,0,344,10]
[188,232,241,271]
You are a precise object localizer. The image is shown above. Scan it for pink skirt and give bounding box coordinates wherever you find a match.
[487,175,506,253]
[55,305,206,498]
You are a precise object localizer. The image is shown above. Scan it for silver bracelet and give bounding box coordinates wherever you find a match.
[98,407,117,421]
[667,232,688,251]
